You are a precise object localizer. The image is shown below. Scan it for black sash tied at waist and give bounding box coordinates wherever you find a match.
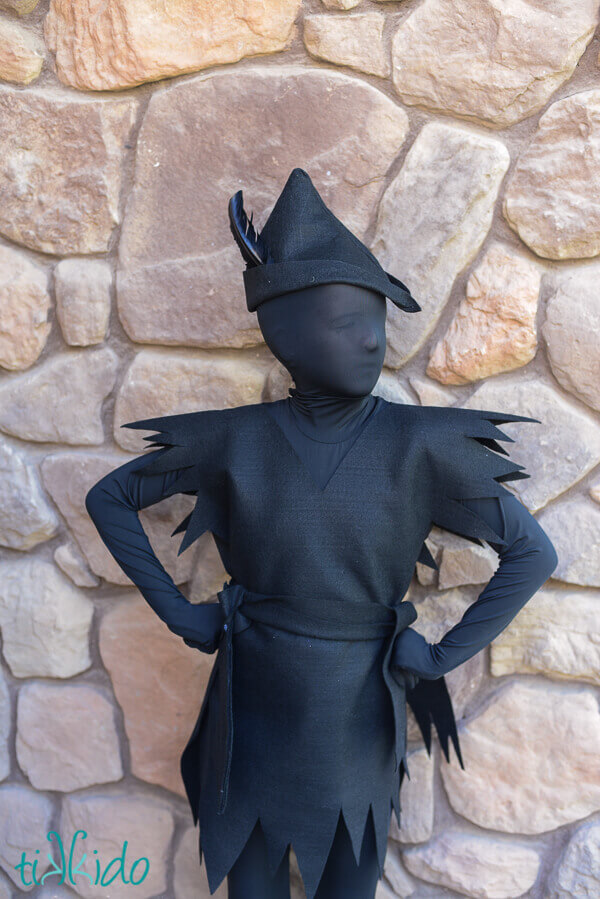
[180,578,464,822]
[213,578,419,816]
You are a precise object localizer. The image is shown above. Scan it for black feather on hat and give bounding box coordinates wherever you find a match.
[228,167,421,314]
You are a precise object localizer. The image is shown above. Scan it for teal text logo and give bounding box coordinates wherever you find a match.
[15,830,150,888]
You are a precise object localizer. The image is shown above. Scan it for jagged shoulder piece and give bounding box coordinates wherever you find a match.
[419,405,540,568]
[121,408,231,554]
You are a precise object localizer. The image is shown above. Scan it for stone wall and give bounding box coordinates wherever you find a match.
[0,1,599,897]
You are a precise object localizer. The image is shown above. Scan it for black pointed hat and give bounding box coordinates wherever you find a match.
[228,167,421,314]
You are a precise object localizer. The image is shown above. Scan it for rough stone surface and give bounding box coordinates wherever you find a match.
[16,682,122,791]
[117,67,409,349]
[54,541,100,588]
[45,0,301,91]
[535,496,600,588]
[546,819,600,898]
[427,243,540,384]
[0,16,44,84]
[371,122,509,368]
[322,0,361,7]
[372,372,415,406]
[0,671,8,784]
[464,375,600,512]
[542,264,600,412]
[0,440,58,550]
[0,348,118,445]
[0,0,39,11]
[99,595,213,796]
[114,349,266,452]
[0,86,136,255]
[0,244,50,371]
[389,747,434,844]
[59,792,174,899]
[380,846,414,897]
[592,480,600,504]
[409,376,458,407]
[174,824,228,899]
[54,258,111,346]
[441,680,600,833]
[426,526,499,589]
[504,90,600,259]
[0,558,93,679]
[391,0,599,129]
[491,586,600,686]
[401,829,540,897]
[0,784,53,887]
[41,452,196,585]
[304,13,390,78]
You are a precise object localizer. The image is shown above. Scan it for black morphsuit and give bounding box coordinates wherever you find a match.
[86,280,557,899]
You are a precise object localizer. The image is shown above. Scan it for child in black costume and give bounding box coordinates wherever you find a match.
[86,168,558,899]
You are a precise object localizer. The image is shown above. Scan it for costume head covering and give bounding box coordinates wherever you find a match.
[228,167,421,314]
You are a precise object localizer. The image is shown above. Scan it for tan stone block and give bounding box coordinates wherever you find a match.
[0,439,58,550]
[59,791,174,898]
[427,243,540,385]
[0,784,53,887]
[391,0,598,128]
[0,558,93,678]
[402,829,540,897]
[504,90,600,259]
[0,244,50,371]
[0,348,118,445]
[371,122,509,368]
[491,586,600,685]
[99,595,214,796]
[304,13,390,78]
[45,0,301,91]
[0,86,137,254]
[41,451,196,585]
[16,682,122,791]
[441,681,600,832]
[535,496,600,588]
[55,259,111,346]
[0,16,44,84]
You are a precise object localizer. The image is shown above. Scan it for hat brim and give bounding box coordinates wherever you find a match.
[243,260,421,313]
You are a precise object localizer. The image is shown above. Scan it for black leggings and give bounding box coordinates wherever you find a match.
[226,809,381,899]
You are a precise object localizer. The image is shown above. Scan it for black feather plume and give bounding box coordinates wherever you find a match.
[228,190,270,268]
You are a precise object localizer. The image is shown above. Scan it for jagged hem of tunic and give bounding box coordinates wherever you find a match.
[198,766,407,898]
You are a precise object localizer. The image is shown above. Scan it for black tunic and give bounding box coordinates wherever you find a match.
[85,398,557,897]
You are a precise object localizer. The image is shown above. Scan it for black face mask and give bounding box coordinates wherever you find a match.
[257,282,387,399]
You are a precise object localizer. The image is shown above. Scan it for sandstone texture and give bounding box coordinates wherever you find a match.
[371,122,509,368]
[0,348,118,445]
[427,243,540,385]
[391,0,599,128]
[0,16,44,83]
[491,586,600,686]
[99,596,213,796]
[504,90,600,259]
[0,784,53,887]
[304,13,390,78]
[0,558,93,678]
[45,0,301,91]
[16,682,122,791]
[542,264,600,412]
[0,244,50,371]
[41,451,196,585]
[535,496,600,587]
[0,86,137,255]
[0,440,58,550]
[59,791,174,898]
[117,67,409,349]
[441,681,600,833]
[54,258,112,346]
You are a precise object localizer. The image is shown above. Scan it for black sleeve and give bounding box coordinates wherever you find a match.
[85,450,224,653]
[392,491,558,679]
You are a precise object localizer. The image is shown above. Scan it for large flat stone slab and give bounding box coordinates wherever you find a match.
[45,0,301,91]
[117,67,409,349]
